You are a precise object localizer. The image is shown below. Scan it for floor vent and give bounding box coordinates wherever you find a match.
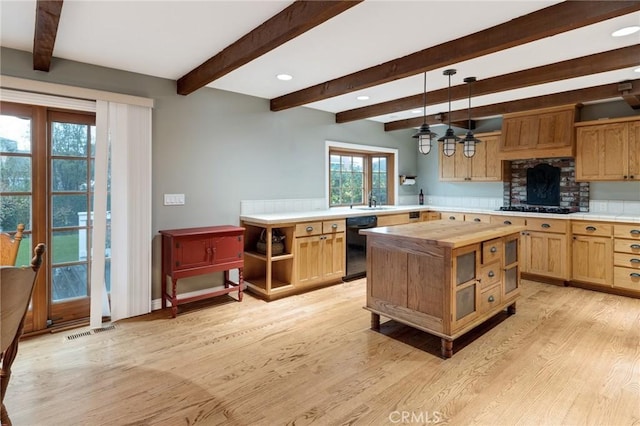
[65,324,117,341]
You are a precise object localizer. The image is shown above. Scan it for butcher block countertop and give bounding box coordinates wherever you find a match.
[360,220,525,248]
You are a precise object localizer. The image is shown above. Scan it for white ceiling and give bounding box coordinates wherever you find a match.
[1,0,639,125]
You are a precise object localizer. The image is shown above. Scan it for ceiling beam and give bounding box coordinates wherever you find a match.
[33,0,63,72]
[384,79,640,132]
[177,0,363,95]
[619,81,640,109]
[337,45,640,123]
[271,1,640,111]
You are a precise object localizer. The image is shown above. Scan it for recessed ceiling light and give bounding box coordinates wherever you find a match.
[276,74,293,81]
[411,109,422,114]
[635,67,640,73]
[356,95,370,101]
[612,26,640,37]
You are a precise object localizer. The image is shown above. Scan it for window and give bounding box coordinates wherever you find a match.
[328,146,395,207]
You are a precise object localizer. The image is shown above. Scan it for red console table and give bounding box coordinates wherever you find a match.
[160,225,244,317]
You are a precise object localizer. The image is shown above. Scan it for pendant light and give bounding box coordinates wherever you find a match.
[460,76,482,158]
[412,72,437,155]
[437,69,460,157]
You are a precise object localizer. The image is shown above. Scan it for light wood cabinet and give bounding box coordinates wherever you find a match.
[441,212,465,221]
[521,218,569,280]
[499,104,578,160]
[439,131,503,181]
[376,213,409,227]
[575,117,640,181]
[294,219,345,288]
[571,221,613,287]
[613,224,640,293]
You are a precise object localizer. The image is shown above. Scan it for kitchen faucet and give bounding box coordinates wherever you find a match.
[368,191,377,208]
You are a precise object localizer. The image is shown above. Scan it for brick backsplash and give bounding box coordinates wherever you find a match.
[503,158,589,212]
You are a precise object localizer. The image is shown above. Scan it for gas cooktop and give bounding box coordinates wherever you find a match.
[499,206,575,214]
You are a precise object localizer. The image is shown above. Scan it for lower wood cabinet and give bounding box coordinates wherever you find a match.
[571,221,613,287]
[521,218,570,280]
[613,224,640,292]
[294,220,345,288]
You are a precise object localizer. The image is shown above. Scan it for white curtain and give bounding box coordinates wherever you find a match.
[97,101,153,323]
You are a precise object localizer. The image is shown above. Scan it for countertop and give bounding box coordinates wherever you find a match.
[360,220,525,249]
[240,204,640,225]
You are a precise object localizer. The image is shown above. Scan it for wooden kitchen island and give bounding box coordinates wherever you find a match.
[361,220,523,358]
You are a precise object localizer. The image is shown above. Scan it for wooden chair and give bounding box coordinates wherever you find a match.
[0,224,25,266]
[1,243,45,426]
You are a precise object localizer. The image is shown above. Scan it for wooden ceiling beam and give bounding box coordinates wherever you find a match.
[33,0,64,72]
[384,79,640,132]
[271,1,640,111]
[619,81,640,110]
[337,45,640,123]
[177,0,363,95]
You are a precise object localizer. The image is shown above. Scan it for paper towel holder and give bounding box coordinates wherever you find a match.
[400,175,417,185]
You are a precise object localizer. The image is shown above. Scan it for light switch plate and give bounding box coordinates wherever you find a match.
[164,193,185,205]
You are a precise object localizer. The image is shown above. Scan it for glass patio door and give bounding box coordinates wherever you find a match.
[0,102,107,332]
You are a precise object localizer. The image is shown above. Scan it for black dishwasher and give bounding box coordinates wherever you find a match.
[344,215,377,281]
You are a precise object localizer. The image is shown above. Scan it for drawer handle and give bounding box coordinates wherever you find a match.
[474,218,481,222]
[331,223,338,229]
[631,244,640,250]
[631,230,640,235]
[488,271,495,278]
[586,226,596,232]
[631,273,640,278]
[449,216,456,220]
[306,226,313,232]
[504,220,512,225]
[541,223,551,229]
[630,258,640,264]
[488,295,495,302]
[490,246,497,253]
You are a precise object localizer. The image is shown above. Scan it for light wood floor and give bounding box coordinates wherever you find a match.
[6,279,640,426]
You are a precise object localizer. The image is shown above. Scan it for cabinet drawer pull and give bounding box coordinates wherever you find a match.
[541,223,551,229]
[331,223,338,229]
[504,220,512,225]
[488,271,495,278]
[631,244,640,250]
[490,246,497,253]
[586,226,596,232]
[488,295,495,302]
[474,218,481,222]
[449,216,456,220]
[306,226,313,232]
[630,229,640,235]
[631,273,640,278]
[630,258,640,264]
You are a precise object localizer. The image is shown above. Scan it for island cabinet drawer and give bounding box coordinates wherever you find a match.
[613,266,640,291]
[490,215,526,226]
[442,212,465,221]
[480,262,501,289]
[480,284,502,313]
[295,222,323,237]
[614,224,640,239]
[614,253,640,269]
[614,239,640,254]
[482,238,502,264]
[322,220,345,234]
[526,218,568,233]
[571,221,613,237]
[465,213,492,224]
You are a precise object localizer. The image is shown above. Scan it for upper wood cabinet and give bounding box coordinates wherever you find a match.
[439,131,503,181]
[575,117,640,182]
[499,104,579,160]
